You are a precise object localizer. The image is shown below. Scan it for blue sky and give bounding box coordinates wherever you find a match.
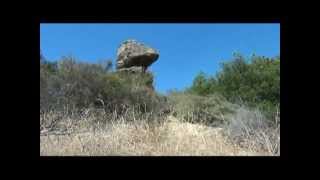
[40,23,280,94]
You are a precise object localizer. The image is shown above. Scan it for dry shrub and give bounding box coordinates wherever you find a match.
[224,107,280,155]
[40,57,168,118]
[167,92,238,126]
[40,111,271,156]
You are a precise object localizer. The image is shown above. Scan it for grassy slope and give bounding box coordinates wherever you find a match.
[40,115,275,156]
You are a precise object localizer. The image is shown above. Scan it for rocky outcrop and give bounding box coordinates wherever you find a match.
[116,39,159,73]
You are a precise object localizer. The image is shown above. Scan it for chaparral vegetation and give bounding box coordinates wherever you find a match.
[40,42,280,156]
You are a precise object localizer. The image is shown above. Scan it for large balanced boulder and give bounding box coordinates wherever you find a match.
[116,39,159,72]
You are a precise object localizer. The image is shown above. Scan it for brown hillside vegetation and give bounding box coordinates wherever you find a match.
[40,108,279,156]
[40,49,280,156]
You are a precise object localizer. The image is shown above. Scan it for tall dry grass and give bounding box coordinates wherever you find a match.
[40,107,279,156]
[224,107,280,156]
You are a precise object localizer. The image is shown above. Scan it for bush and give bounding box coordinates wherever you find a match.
[40,56,110,111]
[167,91,238,126]
[187,72,217,96]
[40,56,168,122]
[188,53,280,120]
[224,107,280,155]
[40,59,60,111]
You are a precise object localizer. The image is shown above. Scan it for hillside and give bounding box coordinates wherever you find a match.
[40,41,280,156]
[41,114,278,156]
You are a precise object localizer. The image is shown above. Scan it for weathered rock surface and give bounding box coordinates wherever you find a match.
[117,66,145,73]
[116,39,159,72]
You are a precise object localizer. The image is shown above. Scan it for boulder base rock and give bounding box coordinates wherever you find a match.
[116,39,159,72]
[118,66,145,73]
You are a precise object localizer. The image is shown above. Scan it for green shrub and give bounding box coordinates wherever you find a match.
[40,56,113,111]
[99,71,167,116]
[40,56,168,121]
[40,59,60,111]
[187,72,217,96]
[167,91,238,126]
[188,53,280,120]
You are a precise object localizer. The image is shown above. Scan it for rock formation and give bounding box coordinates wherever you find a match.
[116,39,159,73]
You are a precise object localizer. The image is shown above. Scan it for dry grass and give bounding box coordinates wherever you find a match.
[224,107,280,156]
[40,112,276,156]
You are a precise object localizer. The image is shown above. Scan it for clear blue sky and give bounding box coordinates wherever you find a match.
[40,23,280,94]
